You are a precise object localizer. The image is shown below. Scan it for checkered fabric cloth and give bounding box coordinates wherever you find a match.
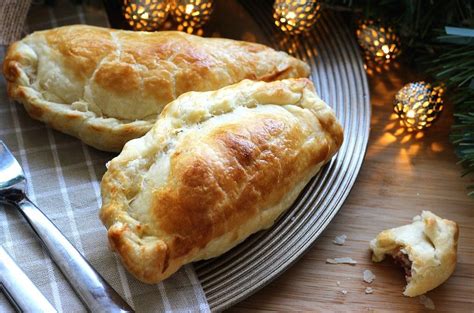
[0,1,210,312]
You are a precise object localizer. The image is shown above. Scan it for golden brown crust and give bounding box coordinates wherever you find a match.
[100,78,343,283]
[370,211,459,297]
[3,25,310,152]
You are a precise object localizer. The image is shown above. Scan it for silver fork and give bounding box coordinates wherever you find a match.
[0,141,134,312]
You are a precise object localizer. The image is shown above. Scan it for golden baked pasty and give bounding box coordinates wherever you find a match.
[3,25,309,152]
[370,211,459,297]
[100,78,343,283]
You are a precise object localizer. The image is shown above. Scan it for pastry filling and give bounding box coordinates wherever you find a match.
[392,249,412,282]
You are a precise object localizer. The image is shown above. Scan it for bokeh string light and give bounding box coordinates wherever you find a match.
[170,0,214,35]
[394,81,444,132]
[273,0,321,35]
[123,0,170,31]
[356,19,401,74]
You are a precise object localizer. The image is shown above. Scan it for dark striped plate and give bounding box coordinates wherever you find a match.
[195,1,370,311]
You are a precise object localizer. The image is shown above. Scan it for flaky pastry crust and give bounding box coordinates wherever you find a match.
[370,211,459,297]
[100,78,343,283]
[3,25,310,152]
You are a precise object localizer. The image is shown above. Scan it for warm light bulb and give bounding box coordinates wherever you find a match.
[123,0,170,31]
[273,0,321,35]
[394,82,444,131]
[170,0,214,34]
[356,20,401,68]
[286,11,296,19]
[185,4,194,14]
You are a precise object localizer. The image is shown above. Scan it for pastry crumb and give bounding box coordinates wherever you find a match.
[336,281,340,286]
[340,289,348,295]
[363,269,376,283]
[326,257,357,265]
[419,295,435,310]
[333,234,347,245]
[365,287,374,294]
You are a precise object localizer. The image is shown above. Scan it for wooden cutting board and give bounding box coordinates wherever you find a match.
[229,66,474,312]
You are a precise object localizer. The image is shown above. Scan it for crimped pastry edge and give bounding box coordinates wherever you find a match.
[3,40,156,152]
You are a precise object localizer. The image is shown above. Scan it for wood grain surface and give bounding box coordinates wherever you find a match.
[229,67,474,312]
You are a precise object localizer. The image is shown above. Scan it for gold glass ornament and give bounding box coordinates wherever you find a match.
[394,81,445,131]
[356,19,401,65]
[123,0,170,31]
[170,0,214,34]
[273,0,321,35]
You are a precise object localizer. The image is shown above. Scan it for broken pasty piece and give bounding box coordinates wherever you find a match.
[370,211,459,297]
[3,25,309,152]
[100,78,343,283]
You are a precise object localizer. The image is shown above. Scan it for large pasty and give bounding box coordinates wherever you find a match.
[100,78,343,283]
[3,25,309,152]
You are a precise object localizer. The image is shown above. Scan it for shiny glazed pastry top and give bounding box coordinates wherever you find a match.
[3,25,310,151]
[100,78,343,283]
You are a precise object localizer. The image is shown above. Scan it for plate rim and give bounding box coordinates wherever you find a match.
[196,3,371,311]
